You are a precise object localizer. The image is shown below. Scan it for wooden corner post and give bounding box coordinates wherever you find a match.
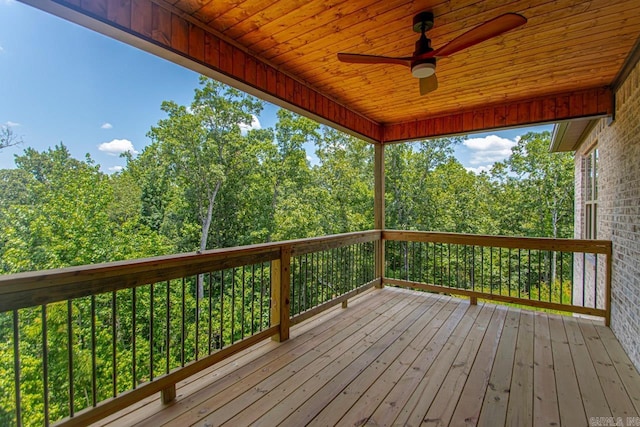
[271,245,292,342]
[374,143,385,288]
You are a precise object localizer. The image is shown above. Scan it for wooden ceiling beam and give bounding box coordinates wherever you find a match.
[382,86,613,143]
[19,0,383,143]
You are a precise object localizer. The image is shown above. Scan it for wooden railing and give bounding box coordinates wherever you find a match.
[383,230,612,323]
[0,231,379,427]
[0,229,612,426]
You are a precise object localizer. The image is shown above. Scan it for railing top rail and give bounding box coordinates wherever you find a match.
[383,230,612,254]
[0,230,382,312]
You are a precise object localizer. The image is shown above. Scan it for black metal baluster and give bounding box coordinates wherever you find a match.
[518,249,522,299]
[320,250,325,303]
[67,300,74,416]
[91,295,97,405]
[560,252,564,304]
[351,245,356,290]
[132,288,137,388]
[181,278,185,366]
[438,242,442,286]
[150,284,154,378]
[410,241,416,282]
[344,246,349,293]
[300,255,305,312]
[571,253,574,306]
[112,291,117,396]
[528,249,532,301]
[260,264,265,329]
[463,245,467,289]
[395,241,403,279]
[538,250,542,301]
[241,266,246,339]
[489,246,493,295]
[251,264,256,335]
[195,277,200,360]
[330,248,335,299]
[165,281,170,374]
[312,251,316,306]
[311,252,316,307]
[352,245,357,289]
[549,251,553,303]
[220,270,225,348]
[508,249,512,297]
[499,248,502,296]
[209,273,213,354]
[291,257,296,316]
[42,305,49,426]
[14,309,22,427]
[403,240,407,282]
[231,267,236,343]
[433,242,437,286]
[582,253,586,307]
[594,254,599,309]
[319,250,323,302]
[447,244,451,288]
[456,244,460,288]
[471,246,476,292]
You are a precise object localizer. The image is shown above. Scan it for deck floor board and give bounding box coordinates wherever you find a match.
[94,287,640,427]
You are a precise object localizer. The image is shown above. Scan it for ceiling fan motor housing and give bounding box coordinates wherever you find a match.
[413,11,434,33]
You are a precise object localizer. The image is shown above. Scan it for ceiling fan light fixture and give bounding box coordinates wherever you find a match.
[411,62,435,78]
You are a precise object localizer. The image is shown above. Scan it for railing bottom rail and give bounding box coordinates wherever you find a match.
[384,278,607,318]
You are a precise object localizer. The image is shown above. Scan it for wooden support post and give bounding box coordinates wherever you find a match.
[470,297,478,305]
[160,384,176,404]
[271,246,291,342]
[342,300,348,309]
[374,143,385,288]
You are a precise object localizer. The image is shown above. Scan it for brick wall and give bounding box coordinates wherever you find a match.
[575,59,640,368]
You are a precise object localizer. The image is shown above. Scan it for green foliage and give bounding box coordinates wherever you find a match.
[490,131,574,238]
[385,137,496,233]
[0,78,575,426]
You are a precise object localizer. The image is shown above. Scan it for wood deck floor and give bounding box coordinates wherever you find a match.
[94,287,640,427]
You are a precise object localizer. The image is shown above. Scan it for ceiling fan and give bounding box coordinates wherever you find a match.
[337,12,527,95]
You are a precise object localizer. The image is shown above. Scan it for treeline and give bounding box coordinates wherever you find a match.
[0,77,574,425]
[0,78,574,276]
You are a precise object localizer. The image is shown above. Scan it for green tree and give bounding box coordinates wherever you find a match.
[314,128,373,233]
[264,110,321,241]
[491,131,574,239]
[146,77,263,254]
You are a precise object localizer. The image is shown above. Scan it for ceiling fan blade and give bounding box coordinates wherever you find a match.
[430,13,527,58]
[420,74,438,96]
[337,53,412,67]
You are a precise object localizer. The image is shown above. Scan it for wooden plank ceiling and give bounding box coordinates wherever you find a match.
[22,0,640,143]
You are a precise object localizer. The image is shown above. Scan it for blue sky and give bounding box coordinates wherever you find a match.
[0,1,552,174]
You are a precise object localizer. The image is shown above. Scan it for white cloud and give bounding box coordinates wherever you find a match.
[239,115,261,135]
[465,166,491,174]
[306,155,312,162]
[101,122,113,129]
[98,138,138,156]
[4,121,20,127]
[463,135,518,166]
[108,166,123,172]
[0,0,16,5]
[0,45,4,53]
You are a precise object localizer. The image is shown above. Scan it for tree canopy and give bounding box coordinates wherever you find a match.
[0,77,574,426]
